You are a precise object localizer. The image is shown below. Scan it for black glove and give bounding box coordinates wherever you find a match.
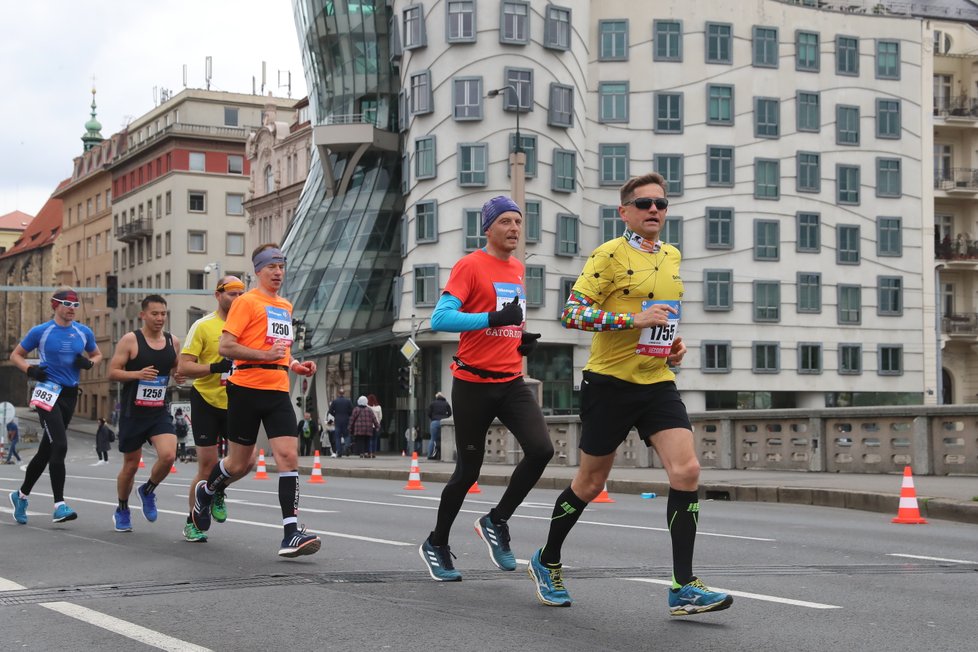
[74,354,94,370]
[26,365,48,381]
[488,299,523,327]
[517,331,541,356]
[210,358,233,374]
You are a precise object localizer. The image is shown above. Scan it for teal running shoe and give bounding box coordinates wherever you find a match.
[474,514,516,571]
[136,483,158,522]
[668,578,733,616]
[211,490,227,523]
[9,491,28,525]
[184,521,208,542]
[52,504,77,523]
[527,548,571,607]
[419,537,462,581]
[113,507,133,532]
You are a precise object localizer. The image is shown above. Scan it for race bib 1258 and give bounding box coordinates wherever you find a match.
[135,376,168,407]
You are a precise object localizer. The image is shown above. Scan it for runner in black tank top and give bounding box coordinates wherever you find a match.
[121,330,177,420]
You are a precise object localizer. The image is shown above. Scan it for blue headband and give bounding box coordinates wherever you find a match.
[253,248,286,273]
[481,196,522,232]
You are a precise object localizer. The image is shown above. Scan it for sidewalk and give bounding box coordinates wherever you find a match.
[16,408,978,525]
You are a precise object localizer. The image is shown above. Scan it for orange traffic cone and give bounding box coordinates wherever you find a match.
[468,481,482,494]
[170,462,178,474]
[592,483,615,503]
[404,452,425,490]
[892,466,927,524]
[253,449,269,480]
[309,450,325,484]
[138,455,146,469]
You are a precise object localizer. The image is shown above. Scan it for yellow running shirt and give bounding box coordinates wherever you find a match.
[181,312,229,409]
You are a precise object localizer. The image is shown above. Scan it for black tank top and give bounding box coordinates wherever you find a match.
[122,330,176,417]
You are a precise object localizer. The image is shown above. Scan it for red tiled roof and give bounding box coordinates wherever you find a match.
[0,180,69,260]
[0,210,33,232]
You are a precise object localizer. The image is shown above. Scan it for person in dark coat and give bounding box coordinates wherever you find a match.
[327,388,354,458]
[349,396,379,457]
[426,392,452,459]
[95,417,115,465]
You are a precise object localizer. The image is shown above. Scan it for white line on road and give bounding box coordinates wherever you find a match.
[40,601,212,652]
[623,578,842,610]
[0,577,26,591]
[887,553,978,565]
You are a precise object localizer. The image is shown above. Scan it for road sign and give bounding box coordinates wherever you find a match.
[0,401,15,426]
[400,337,420,363]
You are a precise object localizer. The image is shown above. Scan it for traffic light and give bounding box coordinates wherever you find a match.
[397,366,411,391]
[295,396,303,408]
[106,274,118,308]
[303,328,313,350]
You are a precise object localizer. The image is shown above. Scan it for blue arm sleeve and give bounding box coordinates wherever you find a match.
[430,293,490,333]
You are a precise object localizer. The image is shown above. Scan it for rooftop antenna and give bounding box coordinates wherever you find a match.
[205,56,213,90]
[278,70,292,98]
[182,64,188,88]
[261,60,267,95]
[153,86,158,106]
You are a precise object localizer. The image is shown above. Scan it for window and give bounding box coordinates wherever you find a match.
[558,277,576,318]
[414,265,438,306]
[707,85,733,125]
[556,213,579,256]
[453,77,482,120]
[878,345,902,375]
[416,200,438,243]
[463,209,486,250]
[524,200,541,243]
[796,91,820,132]
[706,207,733,248]
[601,206,625,242]
[544,5,571,50]
[509,134,537,177]
[188,271,206,290]
[836,36,859,75]
[837,165,860,204]
[226,232,245,256]
[876,40,900,79]
[707,146,733,186]
[797,272,821,313]
[654,92,683,133]
[876,158,901,197]
[704,269,733,310]
[599,20,628,60]
[165,191,171,214]
[403,4,426,49]
[755,98,780,138]
[457,143,487,186]
[226,193,244,215]
[415,136,436,179]
[504,68,533,112]
[703,341,731,373]
[189,152,205,171]
[754,220,779,260]
[188,191,206,212]
[797,152,821,193]
[753,342,780,373]
[155,234,161,258]
[753,26,778,67]
[227,155,243,175]
[188,231,206,253]
[838,285,861,324]
[662,216,683,249]
[705,22,732,64]
[599,144,629,185]
[878,276,903,315]
[877,217,902,256]
[264,165,274,193]
[799,343,822,374]
[410,70,432,115]
[549,84,574,127]
[837,224,860,264]
[446,0,475,43]
[526,266,545,306]
[754,281,780,322]
[839,344,862,374]
[796,31,819,71]
[398,90,407,131]
[654,154,683,195]
[836,105,860,145]
[221,106,238,126]
[401,154,410,194]
[552,149,576,192]
[165,231,171,254]
[599,82,629,123]
[500,1,529,44]
[654,20,682,61]
[876,99,901,139]
[755,159,779,199]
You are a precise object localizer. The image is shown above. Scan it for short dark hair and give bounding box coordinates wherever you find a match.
[141,294,167,309]
[619,173,667,205]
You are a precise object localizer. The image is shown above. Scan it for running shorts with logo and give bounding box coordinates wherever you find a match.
[226,384,296,446]
[189,386,227,447]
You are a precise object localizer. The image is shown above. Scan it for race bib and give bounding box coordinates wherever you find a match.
[264,306,294,345]
[135,376,168,407]
[635,300,681,358]
[220,371,230,386]
[30,381,62,412]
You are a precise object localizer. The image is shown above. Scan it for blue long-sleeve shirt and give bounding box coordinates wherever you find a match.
[430,293,490,333]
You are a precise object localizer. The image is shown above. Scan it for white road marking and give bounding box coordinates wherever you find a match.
[40,601,212,652]
[0,576,26,591]
[888,553,978,565]
[623,578,842,609]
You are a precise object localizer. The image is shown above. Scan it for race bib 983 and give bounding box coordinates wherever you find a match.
[30,381,62,412]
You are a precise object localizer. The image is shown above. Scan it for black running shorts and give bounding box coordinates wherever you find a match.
[118,411,176,454]
[189,386,228,448]
[226,382,297,446]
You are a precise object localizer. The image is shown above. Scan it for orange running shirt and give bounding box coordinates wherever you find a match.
[443,249,525,383]
[223,289,293,392]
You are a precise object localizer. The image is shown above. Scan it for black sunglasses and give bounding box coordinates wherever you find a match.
[623,197,669,211]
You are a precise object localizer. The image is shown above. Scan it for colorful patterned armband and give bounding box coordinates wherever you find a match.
[560,291,634,332]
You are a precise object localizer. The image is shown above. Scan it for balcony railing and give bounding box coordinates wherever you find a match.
[935,96,978,119]
[936,236,978,260]
[115,217,153,242]
[942,312,978,336]
[934,168,978,191]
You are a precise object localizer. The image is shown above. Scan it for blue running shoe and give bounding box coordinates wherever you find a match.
[278,527,322,558]
[9,491,28,525]
[419,537,462,581]
[191,480,212,532]
[474,514,517,571]
[113,507,132,532]
[527,548,571,607]
[136,483,158,522]
[668,578,733,616]
[52,504,77,523]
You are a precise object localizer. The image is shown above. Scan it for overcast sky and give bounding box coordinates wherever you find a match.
[0,1,308,217]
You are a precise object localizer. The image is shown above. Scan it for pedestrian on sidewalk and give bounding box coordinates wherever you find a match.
[350,396,379,457]
[526,173,732,616]
[297,411,320,457]
[5,421,22,464]
[367,394,383,458]
[94,418,114,465]
[426,392,451,460]
[328,388,353,458]
[418,195,553,582]
[321,415,334,456]
[8,287,102,525]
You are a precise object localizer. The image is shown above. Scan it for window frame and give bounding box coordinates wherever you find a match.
[403,4,427,50]
[837,164,860,205]
[548,83,574,128]
[876,157,901,198]
[445,0,476,44]
[556,213,579,256]
[525,265,546,306]
[413,264,438,307]
[544,4,572,51]
[702,341,732,373]
[878,344,903,376]
[706,146,733,186]
[188,190,206,213]
[225,193,244,216]
[875,39,900,80]
[837,284,862,324]
[187,230,207,254]
[415,200,439,244]
[457,143,488,187]
[754,158,780,200]
[876,99,901,139]
[836,104,860,146]
[704,269,733,311]
[410,70,433,116]
[654,92,683,134]
[754,219,780,261]
[752,26,779,68]
[499,1,530,45]
[524,200,541,243]
[706,207,734,249]
[797,151,821,193]
[877,276,903,316]
[653,20,682,61]
[598,19,629,61]
[225,232,245,256]
[837,224,861,264]
[836,35,859,76]
[707,84,734,125]
[598,143,629,186]
[414,135,437,180]
[797,272,822,313]
[705,22,733,64]
[552,148,576,192]
[452,76,483,121]
[796,30,820,71]
[752,341,781,374]
[509,133,537,177]
[796,91,821,133]
[877,216,902,257]
[753,280,781,322]
[754,97,780,138]
[798,343,823,375]
[654,154,684,196]
[599,81,629,123]
[839,344,862,375]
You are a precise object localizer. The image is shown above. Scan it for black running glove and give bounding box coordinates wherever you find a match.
[517,331,541,356]
[74,354,94,370]
[488,299,523,327]
[26,365,48,381]
[210,358,233,374]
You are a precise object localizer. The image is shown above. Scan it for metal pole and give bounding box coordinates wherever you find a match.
[935,265,944,404]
